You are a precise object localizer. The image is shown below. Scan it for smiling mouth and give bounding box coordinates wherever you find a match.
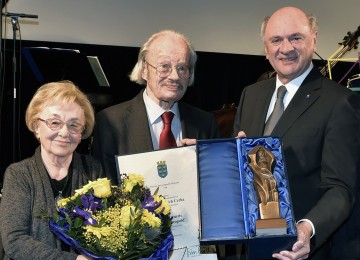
[165,84,182,91]
[280,57,297,62]
[55,140,71,145]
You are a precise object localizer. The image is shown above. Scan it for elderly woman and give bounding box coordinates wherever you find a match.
[0,81,104,259]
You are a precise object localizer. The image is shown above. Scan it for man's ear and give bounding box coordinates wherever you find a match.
[264,46,269,60]
[313,31,318,52]
[142,66,148,81]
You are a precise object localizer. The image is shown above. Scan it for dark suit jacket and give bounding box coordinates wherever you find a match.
[92,90,220,185]
[330,161,360,260]
[233,68,360,259]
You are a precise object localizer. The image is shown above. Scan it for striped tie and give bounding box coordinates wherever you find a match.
[263,85,287,135]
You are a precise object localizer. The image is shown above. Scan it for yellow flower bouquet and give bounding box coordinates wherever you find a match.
[49,174,173,259]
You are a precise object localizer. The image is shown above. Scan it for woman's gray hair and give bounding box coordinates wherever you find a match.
[26,81,95,139]
[129,29,197,86]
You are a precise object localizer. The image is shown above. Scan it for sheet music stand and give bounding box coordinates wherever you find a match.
[23,47,113,110]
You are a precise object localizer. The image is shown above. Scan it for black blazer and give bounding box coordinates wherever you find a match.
[233,68,360,258]
[92,90,219,184]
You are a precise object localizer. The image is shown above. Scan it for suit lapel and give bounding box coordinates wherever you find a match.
[253,81,276,135]
[244,79,275,136]
[124,91,154,151]
[179,103,197,137]
[273,69,322,136]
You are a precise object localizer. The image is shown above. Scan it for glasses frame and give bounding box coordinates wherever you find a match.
[38,118,85,134]
[145,60,191,80]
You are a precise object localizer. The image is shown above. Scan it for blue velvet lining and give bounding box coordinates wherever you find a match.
[238,137,296,237]
[198,139,246,240]
[198,137,296,242]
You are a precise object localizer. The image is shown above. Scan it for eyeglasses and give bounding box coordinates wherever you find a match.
[38,118,85,134]
[145,60,191,79]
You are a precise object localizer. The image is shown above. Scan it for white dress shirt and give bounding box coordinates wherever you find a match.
[265,63,314,122]
[143,89,182,150]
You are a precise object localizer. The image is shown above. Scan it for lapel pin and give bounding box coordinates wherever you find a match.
[306,94,310,99]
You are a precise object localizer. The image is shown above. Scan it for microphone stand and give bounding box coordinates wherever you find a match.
[2,12,38,163]
[0,0,3,169]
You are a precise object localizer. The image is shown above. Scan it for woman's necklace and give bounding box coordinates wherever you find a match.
[41,156,73,211]
[46,167,73,211]
[54,177,67,210]
[55,192,63,210]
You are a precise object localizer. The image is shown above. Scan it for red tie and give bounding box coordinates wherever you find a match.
[159,111,177,149]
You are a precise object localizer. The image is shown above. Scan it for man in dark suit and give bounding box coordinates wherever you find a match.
[233,6,360,260]
[92,30,219,185]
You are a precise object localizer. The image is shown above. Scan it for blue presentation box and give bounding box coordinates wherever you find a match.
[197,137,297,259]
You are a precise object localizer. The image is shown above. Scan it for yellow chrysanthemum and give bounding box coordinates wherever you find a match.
[74,181,94,195]
[141,209,161,228]
[153,195,171,215]
[123,174,144,192]
[56,197,71,208]
[85,226,113,239]
[56,192,80,208]
[119,205,136,228]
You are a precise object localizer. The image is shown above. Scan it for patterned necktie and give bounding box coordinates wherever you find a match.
[263,85,287,135]
[159,111,177,149]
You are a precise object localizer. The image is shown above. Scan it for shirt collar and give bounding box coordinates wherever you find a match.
[142,88,180,124]
[276,63,314,95]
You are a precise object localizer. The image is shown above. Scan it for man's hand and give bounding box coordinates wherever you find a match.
[272,221,312,260]
[236,131,247,138]
[179,138,196,146]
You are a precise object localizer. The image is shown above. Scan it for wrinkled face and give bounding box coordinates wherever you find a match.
[263,7,317,84]
[34,101,85,159]
[142,35,190,107]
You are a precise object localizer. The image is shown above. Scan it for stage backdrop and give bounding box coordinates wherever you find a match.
[2,0,360,59]
[1,0,359,185]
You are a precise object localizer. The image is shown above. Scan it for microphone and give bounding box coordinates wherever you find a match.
[3,12,38,19]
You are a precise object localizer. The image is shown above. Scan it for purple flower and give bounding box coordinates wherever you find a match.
[81,193,103,212]
[142,195,162,213]
[58,207,69,217]
[72,206,98,225]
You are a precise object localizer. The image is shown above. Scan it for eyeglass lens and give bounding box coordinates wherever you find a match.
[148,56,190,79]
[40,118,84,134]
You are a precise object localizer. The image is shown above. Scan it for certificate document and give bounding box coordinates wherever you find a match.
[116,146,216,259]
